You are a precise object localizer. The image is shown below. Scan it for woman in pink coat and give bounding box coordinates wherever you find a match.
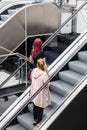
[30,59,51,126]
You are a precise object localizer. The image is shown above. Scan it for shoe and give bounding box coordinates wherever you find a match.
[4,96,8,101]
[33,121,38,125]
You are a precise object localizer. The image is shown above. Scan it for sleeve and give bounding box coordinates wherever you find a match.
[43,72,49,83]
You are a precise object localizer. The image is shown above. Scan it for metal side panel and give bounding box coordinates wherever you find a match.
[0,2,61,56]
[26,3,61,35]
[0,13,25,53]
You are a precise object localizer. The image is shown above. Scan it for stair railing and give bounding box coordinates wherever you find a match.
[0,55,33,89]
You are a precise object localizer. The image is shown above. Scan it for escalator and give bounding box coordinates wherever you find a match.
[0,3,24,25]
[0,1,87,129]
[0,1,36,25]
[1,28,87,130]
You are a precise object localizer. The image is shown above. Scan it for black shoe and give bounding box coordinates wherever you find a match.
[4,96,8,101]
[33,121,38,125]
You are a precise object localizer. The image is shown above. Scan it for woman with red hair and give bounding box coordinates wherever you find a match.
[29,38,49,75]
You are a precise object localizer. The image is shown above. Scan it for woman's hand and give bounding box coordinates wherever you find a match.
[29,55,33,63]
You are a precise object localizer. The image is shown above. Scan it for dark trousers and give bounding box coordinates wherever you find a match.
[33,104,44,123]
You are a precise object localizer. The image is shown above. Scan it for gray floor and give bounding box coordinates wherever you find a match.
[0,70,19,116]
[0,95,17,115]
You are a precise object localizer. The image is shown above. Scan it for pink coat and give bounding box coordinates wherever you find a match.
[30,68,51,108]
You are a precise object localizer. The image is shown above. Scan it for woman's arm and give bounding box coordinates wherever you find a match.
[29,55,33,63]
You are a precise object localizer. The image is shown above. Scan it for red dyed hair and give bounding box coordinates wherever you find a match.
[31,38,43,58]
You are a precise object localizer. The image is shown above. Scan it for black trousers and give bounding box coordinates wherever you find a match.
[33,104,44,123]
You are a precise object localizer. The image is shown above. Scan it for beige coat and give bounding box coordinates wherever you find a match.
[30,68,51,108]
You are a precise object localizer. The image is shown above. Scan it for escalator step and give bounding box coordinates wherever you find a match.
[17,112,35,130]
[78,51,87,62]
[69,60,87,74]
[1,14,11,21]
[50,80,73,96]
[6,124,26,130]
[8,9,16,15]
[59,70,83,85]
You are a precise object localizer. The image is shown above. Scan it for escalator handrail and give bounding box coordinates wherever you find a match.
[0,1,30,14]
[1,30,87,129]
[42,1,87,48]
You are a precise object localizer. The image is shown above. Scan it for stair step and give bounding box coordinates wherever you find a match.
[51,91,64,105]
[50,80,73,96]
[6,124,26,130]
[17,112,35,130]
[78,51,87,63]
[68,60,87,74]
[1,14,11,21]
[8,9,16,15]
[59,70,83,85]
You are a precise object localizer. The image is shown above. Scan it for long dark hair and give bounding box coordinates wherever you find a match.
[31,38,43,58]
